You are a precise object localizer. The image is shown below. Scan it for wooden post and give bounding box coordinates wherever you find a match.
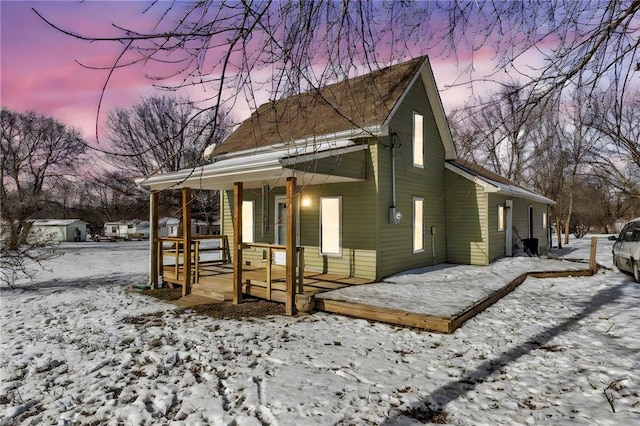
[297,247,305,294]
[266,248,272,301]
[157,238,164,286]
[182,187,192,297]
[150,191,159,289]
[589,236,598,274]
[233,182,243,304]
[194,240,200,283]
[285,177,297,315]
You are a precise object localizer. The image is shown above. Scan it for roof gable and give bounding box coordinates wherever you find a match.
[211,56,455,158]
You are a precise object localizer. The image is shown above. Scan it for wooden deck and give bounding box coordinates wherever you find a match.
[162,262,374,303]
[163,256,594,334]
[316,265,594,334]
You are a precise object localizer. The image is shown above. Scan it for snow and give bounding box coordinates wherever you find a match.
[2,237,639,425]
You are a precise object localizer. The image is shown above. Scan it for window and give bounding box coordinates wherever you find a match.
[542,212,548,229]
[242,200,254,243]
[413,113,424,167]
[320,197,341,255]
[498,205,505,232]
[413,197,424,253]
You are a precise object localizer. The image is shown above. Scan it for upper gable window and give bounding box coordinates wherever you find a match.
[413,112,424,168]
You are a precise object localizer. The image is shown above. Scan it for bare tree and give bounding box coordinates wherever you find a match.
[35,1,639,133]
[555,91,599,244]
[586,90,640,205]
[100,94,231,225]
[449,84,541,182]
[0,108,87,285]
[103,94,230,177]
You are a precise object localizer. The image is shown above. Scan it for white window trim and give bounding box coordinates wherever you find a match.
[274,196,286,245]
[542,211,548,229]
[413,112,424,168]
[498,205,505,232]
[320,196,342,256]
[413,197,424,253]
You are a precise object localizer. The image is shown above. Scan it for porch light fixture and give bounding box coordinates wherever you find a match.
[301,196,312,207]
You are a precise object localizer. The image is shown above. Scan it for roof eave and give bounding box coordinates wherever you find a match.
[445,162,555,205]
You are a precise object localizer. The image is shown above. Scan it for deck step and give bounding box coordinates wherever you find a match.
[190,284,233,301]
[172,294,224,308]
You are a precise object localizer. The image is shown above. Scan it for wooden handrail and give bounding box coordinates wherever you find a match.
[241,243,305,300]
[158,235,231,286]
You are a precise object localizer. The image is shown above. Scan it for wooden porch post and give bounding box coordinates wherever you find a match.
[233,182,243,305]
[150,191,159,289]
[182,187,192,297]
[285,177,297,315]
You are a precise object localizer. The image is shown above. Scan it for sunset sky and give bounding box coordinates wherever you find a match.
[1,1,526,145]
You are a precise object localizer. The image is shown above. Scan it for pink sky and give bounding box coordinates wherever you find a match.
[0,1,522,145]
[1,1,172,144]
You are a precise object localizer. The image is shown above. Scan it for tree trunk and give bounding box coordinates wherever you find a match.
[555,217,563,249]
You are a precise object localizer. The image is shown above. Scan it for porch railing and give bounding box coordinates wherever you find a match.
[158,235,230,286]
[242,243,305,300]
[156,236,304,301]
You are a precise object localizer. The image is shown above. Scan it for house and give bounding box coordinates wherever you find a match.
[31,219,89,242]
[130,220,150,239]
[158,217,180,238]
[103,219,150,240]
[103,221,129,239]
[138,55,554,312]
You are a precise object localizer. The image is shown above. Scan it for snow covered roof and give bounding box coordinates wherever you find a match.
[446,160,556,205]
[159,217,180,226]
[31,219,88,226]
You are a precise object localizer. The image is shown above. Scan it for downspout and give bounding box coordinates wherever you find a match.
[391,132,397,209]
[388,131,401,225]
[431,226,436,266]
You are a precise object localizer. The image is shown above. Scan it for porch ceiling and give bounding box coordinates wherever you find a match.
[137,141,368,191]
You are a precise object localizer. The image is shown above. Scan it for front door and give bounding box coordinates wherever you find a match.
[274,196,287,265]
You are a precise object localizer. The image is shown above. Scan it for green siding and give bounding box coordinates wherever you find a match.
[222,148,379,280]
[444,170,489,265]
[375,77,448,280]
[298,169,378,279]
[285,148,367,180]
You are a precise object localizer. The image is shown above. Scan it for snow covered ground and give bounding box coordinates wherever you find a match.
[1,237,639,425]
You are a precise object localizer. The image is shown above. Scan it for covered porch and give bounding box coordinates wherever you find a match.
[138,140,370,315]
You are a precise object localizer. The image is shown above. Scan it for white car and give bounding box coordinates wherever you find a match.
[612,217,640,282]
